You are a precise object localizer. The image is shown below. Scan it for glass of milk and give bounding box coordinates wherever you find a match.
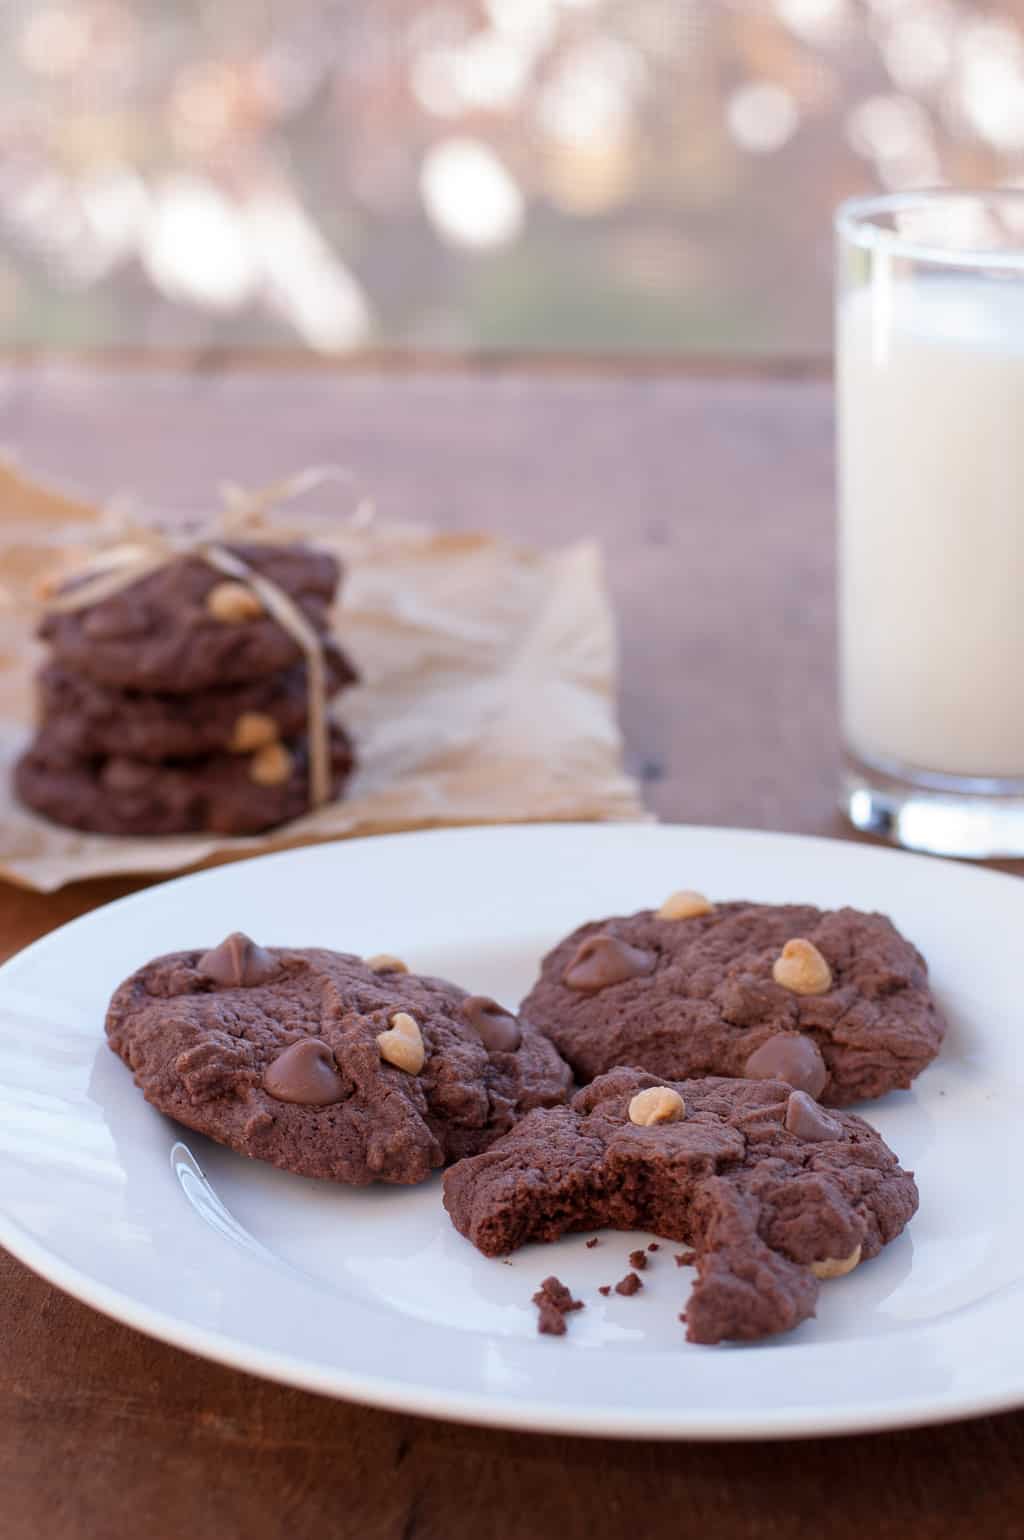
[837,189,1024,857]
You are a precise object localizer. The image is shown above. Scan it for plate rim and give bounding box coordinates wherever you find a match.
[4,1201,1023,1442]
[1,820,1022,1441]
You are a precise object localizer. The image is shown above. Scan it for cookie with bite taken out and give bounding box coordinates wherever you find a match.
[443,1066,919,1344]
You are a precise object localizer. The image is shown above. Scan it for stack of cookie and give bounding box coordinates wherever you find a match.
[15,542,357,836]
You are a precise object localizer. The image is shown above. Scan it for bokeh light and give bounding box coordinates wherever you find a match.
[0,0,1022,354]
[420,138,524,249]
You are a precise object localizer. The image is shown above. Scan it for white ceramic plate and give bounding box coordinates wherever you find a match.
[0,824,1020,1440]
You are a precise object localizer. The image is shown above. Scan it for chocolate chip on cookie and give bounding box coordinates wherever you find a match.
[744,1033,827,1098]
[198,932,280,988]
[461,996,523,1053]
[263,1039,349,1105]
[563,935,655,992]
[783,1090,843,1142]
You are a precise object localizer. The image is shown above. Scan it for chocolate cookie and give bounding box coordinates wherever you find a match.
[14,724,354,836]
[520,899,944,1106]
[443,1067,918,1344]
[40,543,340,693]
[106,940,573,1185]
[33,643,357,762]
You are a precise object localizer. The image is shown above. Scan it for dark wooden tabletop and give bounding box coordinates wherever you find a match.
[0,362,1020,1540]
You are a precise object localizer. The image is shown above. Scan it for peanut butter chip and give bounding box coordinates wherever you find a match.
[628,1085,686,1126]
[657,890,714,921]
[206,580,264,623]
[811,1244,862,1280]
[365,954,409,974]
[229,712,279,753]
[376,1011,425,1074]
[263,1039,347,1105]
[564,934,655,992]
[744,1033,828,1099]
[772,938,832,996]
[198,932,279,988]
[249,742,294,786]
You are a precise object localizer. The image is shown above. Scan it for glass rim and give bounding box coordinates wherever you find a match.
[835,188,1024,272]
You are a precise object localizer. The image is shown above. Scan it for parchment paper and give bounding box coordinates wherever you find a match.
[0,457,647,892]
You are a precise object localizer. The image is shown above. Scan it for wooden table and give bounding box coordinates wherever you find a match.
[1,362,1019,1540]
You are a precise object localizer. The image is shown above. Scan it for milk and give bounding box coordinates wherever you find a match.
[839,276,1024,781]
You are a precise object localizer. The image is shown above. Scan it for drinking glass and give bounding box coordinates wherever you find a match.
[837,189,1024,857]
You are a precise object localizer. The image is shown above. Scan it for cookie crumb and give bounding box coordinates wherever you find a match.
[598,1285,611,1297]
[674,1251,696,1268]
[585,1237,599,1249]
[648,1242,660,1252]
[615,1272,643,1297]
[532,1276,584,1336]
[628,1249,648,1270]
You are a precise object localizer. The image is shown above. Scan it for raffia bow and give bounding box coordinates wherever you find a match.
[39,467,368,812]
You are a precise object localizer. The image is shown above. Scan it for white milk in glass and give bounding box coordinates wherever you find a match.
[839,276,1024,780]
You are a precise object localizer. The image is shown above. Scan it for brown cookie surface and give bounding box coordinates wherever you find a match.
[40,543,340,692]
[443,1067,919,1344]
[106,942,573,1185]
[33,643,357,762]
[520,901,944,1106]
[14,724,355,836]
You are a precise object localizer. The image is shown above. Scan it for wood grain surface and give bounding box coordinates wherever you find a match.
[0,364,1019,1540]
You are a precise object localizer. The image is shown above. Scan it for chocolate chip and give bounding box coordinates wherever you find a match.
[628,1249,648,1270]
[462,995,522,1052]
[648,1242,659,1252]
[563,934,655,993]
[598,1285,611,1297]
[198,932,280,988]
[615,1272,643,1296]
[585,1237,600,1248]
[262,1039,348,1105]
[784,1089,843,1142]
[744,1032,828,1099]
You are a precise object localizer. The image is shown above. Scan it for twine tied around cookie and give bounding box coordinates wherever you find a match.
[37,467,364,813]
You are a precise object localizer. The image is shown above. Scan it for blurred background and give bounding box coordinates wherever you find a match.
[2,0,1024,357]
